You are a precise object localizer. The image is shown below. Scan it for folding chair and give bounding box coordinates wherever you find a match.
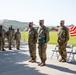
[51,45,59,59]
[71,50,76,61]
[51,44,74,61]
[66,44,74,61]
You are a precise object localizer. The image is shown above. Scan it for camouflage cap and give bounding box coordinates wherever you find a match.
[39,19,44,23]
[60,20,65,23]
[29,22,33,25]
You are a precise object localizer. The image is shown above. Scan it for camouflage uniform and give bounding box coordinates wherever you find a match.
[1,29,5,50]
[38,25,49,65]
[0,26,5,51]
[12,29,15,46]
[6,28,13,50]
[28,27,37,61]
[15,29,21,50]
[57,21,69,62]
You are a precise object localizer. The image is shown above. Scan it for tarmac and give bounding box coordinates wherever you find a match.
[0,44,76,75]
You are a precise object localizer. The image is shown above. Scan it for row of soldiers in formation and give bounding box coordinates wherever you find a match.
[28,19,69,66]
[0,19,69,66]
[0,26,21,51]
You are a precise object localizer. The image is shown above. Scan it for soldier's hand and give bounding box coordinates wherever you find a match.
[64,42,67,44]
[44,43,47,46]
[35,42,37,44]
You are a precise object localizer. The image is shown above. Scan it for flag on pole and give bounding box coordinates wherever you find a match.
[69,26,76,36]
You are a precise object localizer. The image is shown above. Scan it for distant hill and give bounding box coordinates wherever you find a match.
[0,19,29,31]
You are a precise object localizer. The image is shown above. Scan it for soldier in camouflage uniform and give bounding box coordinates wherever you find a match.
[0,25,5,51]
[15,28,21,50]
[38,20,49,66]
[28,22,37,63]
[12,29,15,46]
[57,20,69,62]
[6,27,13,50]
[12,29,15,39]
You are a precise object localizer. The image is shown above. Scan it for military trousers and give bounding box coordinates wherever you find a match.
[16,40,20,49]
[58,43,67,60]
[1,38,5,50]
[38,43,47,62]
[8,38,12,50]
[28,42,36,59]
[0,38,4,50]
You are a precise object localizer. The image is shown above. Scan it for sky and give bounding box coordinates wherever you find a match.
[0,0,76,26]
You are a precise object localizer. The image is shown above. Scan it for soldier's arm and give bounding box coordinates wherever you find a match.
[45,28,49,43]
[34,29,38,43]
[65,28,69,42]
[14,32,16,39]
[20,32,21,39]
[61,28,69,42]
[4,30,6,38]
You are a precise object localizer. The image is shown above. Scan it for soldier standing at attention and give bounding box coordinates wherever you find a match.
[15,29,21,50]
[0,25,5,51]
[12,29,15,39]
[38,20,49,66]
[12,29,15,46]
[6,27,13,50]
[57,20,69,62]
[28,22,37,63]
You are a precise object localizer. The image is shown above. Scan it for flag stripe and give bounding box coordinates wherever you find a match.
[69,26,76,36]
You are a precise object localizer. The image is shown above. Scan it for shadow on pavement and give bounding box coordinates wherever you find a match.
[67,61,76,65]
[0,50,29,62]
[0,50,47,75]
[46,64,76,74]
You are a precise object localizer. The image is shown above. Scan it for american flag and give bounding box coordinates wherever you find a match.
[69,26,76,36]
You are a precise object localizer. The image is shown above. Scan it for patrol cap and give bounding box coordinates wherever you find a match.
[39,19,44,23]
[60,20,65,23]
[29,22,33,25]
[0,25,2,28]
[17,28,19,30]
[9,27,11,30]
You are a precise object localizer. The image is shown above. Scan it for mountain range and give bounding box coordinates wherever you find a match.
[0,19,29,31]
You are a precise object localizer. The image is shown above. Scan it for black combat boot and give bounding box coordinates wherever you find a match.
[2,49,5,51]
[17,48,20,50]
